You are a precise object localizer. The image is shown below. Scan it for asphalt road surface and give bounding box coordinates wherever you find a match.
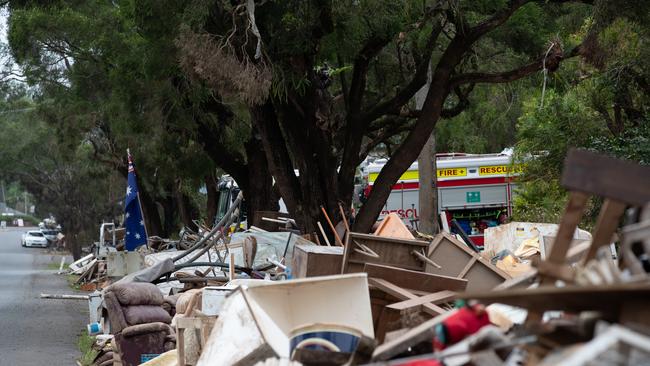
[0,227,86,366]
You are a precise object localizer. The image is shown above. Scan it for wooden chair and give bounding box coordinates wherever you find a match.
[537,149,650,284]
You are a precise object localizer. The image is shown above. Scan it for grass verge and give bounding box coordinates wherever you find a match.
[46,261,70,270]
[77,333,99,366]
[67,273,81,290]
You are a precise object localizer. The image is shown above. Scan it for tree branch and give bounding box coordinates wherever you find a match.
[361,21,443,124]
[448,42,577,88]
[359,120,416,165]
[387,83,474,120]
[467,0,529,42]
[347,36,393,116]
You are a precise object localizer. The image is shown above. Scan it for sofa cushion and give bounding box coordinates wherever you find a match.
[123,305,172,326]
[108,283,164,306]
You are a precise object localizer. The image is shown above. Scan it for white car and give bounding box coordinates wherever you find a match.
[41,229,60,243]
[23,231,49,248]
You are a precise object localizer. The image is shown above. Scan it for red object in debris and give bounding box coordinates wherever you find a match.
[433,304,491,350]
[396,360,443,366]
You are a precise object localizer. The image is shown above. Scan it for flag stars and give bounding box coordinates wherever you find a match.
[135,233,141,240]
[140,220,144,226]
[126,186,132,196]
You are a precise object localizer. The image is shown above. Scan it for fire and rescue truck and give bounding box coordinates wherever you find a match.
[362,149,522,247]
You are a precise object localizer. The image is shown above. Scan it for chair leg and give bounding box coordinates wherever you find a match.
[583,199,627,264]
[541,191,589,284]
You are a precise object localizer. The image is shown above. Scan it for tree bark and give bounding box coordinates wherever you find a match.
[205,174,218,226]
[417,133,440,235]
[415,63,440,235]
[138,187,164,237]
[244,135,279,228]
[175,179,199,231]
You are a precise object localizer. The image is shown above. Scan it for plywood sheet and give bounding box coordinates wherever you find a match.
[426,232,509,291]
[363,263,467,293]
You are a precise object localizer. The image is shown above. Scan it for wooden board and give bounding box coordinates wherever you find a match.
[341,232,430,273]
[583,199,626,263]
[463,282,650,314]
[386,290,456,313]
[561,148,650,206]
[291,244,343,278]
[177,316,217,366]
[363,263,467,293]
[374,213,415,239]
[372,311,455,361]
[425,232,509,291]
[368,278,446,317]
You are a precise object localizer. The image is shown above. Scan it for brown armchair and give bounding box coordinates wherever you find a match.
[103,283,176,366]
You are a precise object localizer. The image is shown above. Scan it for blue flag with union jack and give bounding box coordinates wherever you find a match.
[124,151,147,250]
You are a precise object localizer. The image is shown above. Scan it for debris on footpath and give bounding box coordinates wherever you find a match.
[47,149,650,366]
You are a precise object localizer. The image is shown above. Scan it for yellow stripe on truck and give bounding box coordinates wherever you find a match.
[368,168,469,183]
[368,170,418,183]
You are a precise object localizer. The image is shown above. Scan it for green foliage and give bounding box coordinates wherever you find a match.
[512,179,566,224]
[3,0,647,235]
[436,82,533,153]
[490,3,553,55]
[591,122,650,164]
[512,9,650,225]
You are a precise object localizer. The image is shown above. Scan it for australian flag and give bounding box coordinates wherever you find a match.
[124,151,147,250]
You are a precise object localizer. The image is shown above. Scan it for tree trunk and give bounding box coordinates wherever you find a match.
[417,132,440,235]
[252,97,346,236]
[138,187,164,237]
[159,192,176,237]
[205,174,218,226]
[354,63,456,233]
[175,179,199,231]
[415,63,439,235]
[242,137,278,228]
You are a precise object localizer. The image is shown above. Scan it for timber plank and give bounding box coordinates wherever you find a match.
[386,290,457,312]
[561,148,650,206]
[583,199,626,263]
[364,263,467,293]
[368,278,446,316]
[372,312,455,361]
[463,282,650,314]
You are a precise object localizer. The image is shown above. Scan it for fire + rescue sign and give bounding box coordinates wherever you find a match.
[437,167,467,178]
[479,165,522,176]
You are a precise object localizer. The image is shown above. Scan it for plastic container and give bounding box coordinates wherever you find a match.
[87,322,103,335]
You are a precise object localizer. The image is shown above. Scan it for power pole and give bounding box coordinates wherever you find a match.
[415,65,440,235]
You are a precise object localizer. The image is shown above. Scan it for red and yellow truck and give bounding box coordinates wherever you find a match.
[363,150,522,247]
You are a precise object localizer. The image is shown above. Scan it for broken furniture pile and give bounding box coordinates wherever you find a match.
[73,149,650,366]
[369,148,650,365]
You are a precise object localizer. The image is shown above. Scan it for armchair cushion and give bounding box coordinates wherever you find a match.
[123,305,172,326]
[107,282,164,306]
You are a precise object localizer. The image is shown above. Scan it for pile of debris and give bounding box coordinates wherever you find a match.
[47,148,649,366]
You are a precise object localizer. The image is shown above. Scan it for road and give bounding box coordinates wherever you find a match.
[0,227,86,366]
